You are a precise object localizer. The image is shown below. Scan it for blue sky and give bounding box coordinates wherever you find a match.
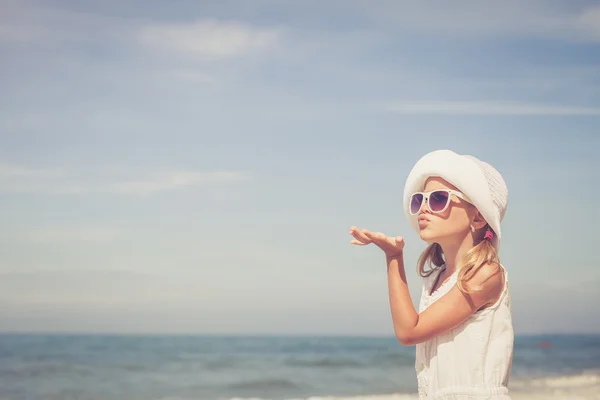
[1,0,599,336]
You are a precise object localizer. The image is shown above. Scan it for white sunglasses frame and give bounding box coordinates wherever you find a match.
[409,189,473,215]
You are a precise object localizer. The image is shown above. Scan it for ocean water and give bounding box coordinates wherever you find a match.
[0,334,598,400]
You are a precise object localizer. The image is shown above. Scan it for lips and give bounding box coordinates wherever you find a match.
[418,215,430,222]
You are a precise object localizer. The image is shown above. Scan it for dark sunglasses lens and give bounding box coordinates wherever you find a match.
[410,193,423,214]
[429,191,450,212]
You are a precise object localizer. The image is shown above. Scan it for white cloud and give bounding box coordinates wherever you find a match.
[137,19,280,59]
[0,163,63,177]
[384,101,600,116]
[577,5,600,40]
[0,0,131,44]
[0,163,248,195]
[23,226,119,243]
[514,159,600,182]
[1,2,280,63]
[365,1,600,42]
[108,171,245,196]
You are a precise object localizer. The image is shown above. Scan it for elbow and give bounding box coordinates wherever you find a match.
[395,331,416,347]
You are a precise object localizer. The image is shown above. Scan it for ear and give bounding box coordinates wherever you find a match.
[471,211,488,230]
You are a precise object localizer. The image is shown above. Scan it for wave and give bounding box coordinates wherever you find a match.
[225,395,418,400]
[511,369,600,389]
[509,369,600,399]
[221,371,600,400]
[227,378,305,391]
[0,362,96,377]
[285,357,365,368]
[285,353,414,369]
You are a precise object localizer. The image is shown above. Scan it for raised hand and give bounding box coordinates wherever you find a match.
[349,226,405,258]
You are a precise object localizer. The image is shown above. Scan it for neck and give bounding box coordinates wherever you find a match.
[438,232,475,273]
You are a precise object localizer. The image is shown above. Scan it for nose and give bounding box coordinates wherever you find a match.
[419,197,432,214]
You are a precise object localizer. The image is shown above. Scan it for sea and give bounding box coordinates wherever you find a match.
[0,334,598,400]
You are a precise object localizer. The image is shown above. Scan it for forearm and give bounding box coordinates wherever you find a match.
[386,253,418,344]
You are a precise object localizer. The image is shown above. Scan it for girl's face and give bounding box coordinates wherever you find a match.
[415,177,480,244]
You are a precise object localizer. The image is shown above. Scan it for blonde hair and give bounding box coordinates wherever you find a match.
[417,226,501,294]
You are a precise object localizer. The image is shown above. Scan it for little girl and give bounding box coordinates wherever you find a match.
[350,149,513,399]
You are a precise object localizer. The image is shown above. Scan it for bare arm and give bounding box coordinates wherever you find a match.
[387,253,504,346]
[350,227,504,347]
[385,253,419,343]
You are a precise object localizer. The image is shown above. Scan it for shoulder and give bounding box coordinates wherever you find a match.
[460,262,505,306]
[468,262,504,286]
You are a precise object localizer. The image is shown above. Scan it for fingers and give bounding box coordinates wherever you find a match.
[350,226,405,255]
[364,230,394,246]
[349,226,371,244]
[350,227,394,247]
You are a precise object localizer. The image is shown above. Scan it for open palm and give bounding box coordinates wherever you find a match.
[349,226,405,257]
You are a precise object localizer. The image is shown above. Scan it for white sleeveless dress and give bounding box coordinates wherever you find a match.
[415,264,514,399]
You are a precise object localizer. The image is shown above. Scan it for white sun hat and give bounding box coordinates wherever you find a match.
[403,149,508,249]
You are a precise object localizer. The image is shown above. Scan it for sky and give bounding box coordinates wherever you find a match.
[1,0,599,336]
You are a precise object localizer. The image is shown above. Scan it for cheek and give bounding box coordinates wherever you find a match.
[430,207,470,233]
[446,207,471,230]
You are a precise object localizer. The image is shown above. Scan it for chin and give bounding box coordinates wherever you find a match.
[419,229,440,243]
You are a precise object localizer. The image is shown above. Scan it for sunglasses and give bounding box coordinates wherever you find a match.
[409,189,472,215]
